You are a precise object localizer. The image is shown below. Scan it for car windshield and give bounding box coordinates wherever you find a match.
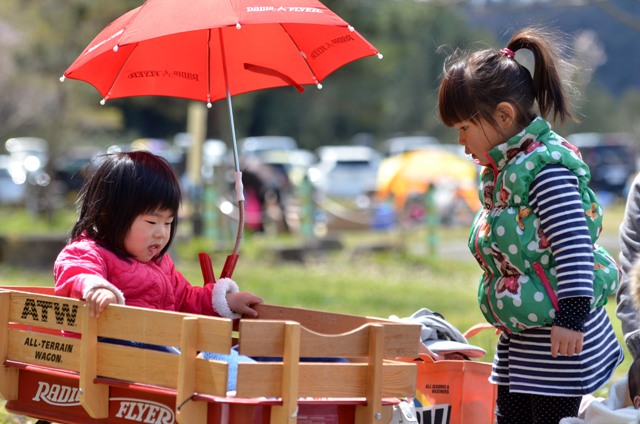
[581,145,634,166]
[336,160,371,167]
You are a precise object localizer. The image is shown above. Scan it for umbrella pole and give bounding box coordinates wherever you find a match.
[220,89,243,278]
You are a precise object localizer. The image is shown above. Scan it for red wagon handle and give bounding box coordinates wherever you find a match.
[199,252,239,284]
[198,252,216,285]
[220,253,239,279]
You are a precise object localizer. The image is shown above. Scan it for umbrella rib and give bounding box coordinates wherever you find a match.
[102,43,140,102]
[206,28,212,105]
[278,23,320,86]
[99,4,149,102]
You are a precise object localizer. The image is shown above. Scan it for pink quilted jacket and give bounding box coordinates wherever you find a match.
[54,236,233,317]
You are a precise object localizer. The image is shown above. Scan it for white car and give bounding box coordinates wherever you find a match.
[239,136,298,158]
[381,135,440,157]
[309,145,381,199]
[0,155,26,205]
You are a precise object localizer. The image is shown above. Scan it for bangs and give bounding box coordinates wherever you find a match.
[135,159,182,216]
[140,171,181,216]
[438,61,477,127]
[71,150,182,260]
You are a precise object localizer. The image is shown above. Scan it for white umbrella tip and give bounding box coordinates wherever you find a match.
[236,23,241,30]
[100,99,106,105]
[377,53,384,59]
[59,75,66,82]
[113,45,119,52]
[317,83,323,90]
[348,25,354,32]
[207,102,212,108]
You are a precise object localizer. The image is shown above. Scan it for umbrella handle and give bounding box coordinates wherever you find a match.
[231,174,244,257]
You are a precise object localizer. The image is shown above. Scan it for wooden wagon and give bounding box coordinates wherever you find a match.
[0,285,420,424]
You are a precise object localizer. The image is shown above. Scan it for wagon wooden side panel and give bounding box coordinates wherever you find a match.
[0,287,419,424]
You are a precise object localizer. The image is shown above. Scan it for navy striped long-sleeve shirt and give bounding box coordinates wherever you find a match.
[490,164,623,396]
[529,164,592,331]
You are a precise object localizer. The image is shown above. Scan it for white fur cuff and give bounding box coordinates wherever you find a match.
[81,275,125,305]
[212,277,241,319]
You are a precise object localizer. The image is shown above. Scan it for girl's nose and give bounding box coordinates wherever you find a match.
[154,225,168,239]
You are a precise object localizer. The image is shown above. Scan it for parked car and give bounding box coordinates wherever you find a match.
[566,132,638,197]
[309,145,382,199]
[0,155,26,205]
[256,148,316,186]
[53,146,102,194]
[381,135,440,157]
[239,136,298,158]
[4,136,49,174]
[131,138,185,175]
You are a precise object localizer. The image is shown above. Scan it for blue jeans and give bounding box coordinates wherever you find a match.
[98,336,180,353]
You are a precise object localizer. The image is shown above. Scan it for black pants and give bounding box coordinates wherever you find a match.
[496,385,582,424]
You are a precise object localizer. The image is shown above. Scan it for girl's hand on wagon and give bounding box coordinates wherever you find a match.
[227,292,264,318]
[85,287,118,318]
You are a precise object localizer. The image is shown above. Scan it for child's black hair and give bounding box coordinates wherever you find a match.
[71,151,182,260]
[438,27,578,132]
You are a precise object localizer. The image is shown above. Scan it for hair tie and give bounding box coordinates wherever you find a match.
[500,47,515,59]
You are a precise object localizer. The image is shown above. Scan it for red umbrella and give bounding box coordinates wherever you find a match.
[62,0,380,104]
[61,0,381,278]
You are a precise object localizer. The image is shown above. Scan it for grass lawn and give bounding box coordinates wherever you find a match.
[0,200,631,422]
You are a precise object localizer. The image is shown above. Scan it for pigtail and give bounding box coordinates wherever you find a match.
[506,28,577,124]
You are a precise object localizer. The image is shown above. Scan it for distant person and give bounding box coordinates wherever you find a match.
[241,156,291,233]
[240,165,267,232]
[437,26,623,423]
[54,150,263,390]
[559,355,640,423]
[632,356,640,410]
[616,172,640,360]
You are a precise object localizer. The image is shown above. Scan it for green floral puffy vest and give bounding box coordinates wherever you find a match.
[469,118,619,333]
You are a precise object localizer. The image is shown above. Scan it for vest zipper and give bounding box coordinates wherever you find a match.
[473,211,511,335]
[533,262,559,311]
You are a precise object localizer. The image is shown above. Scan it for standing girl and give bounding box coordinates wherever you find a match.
[437,27,623,423]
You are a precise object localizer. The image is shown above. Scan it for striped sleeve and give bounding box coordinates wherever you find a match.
[529,165,594,300]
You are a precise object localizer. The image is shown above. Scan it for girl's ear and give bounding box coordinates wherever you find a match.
[634,395,640,409]
[495,102,516,129]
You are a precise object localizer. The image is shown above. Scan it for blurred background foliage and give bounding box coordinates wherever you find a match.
[1,0,639,157]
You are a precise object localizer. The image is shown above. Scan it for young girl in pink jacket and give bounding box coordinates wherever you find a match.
[54,150,263,390]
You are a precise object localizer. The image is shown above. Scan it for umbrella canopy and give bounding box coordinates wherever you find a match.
[377,148,480,213]
[62,0,381,104]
